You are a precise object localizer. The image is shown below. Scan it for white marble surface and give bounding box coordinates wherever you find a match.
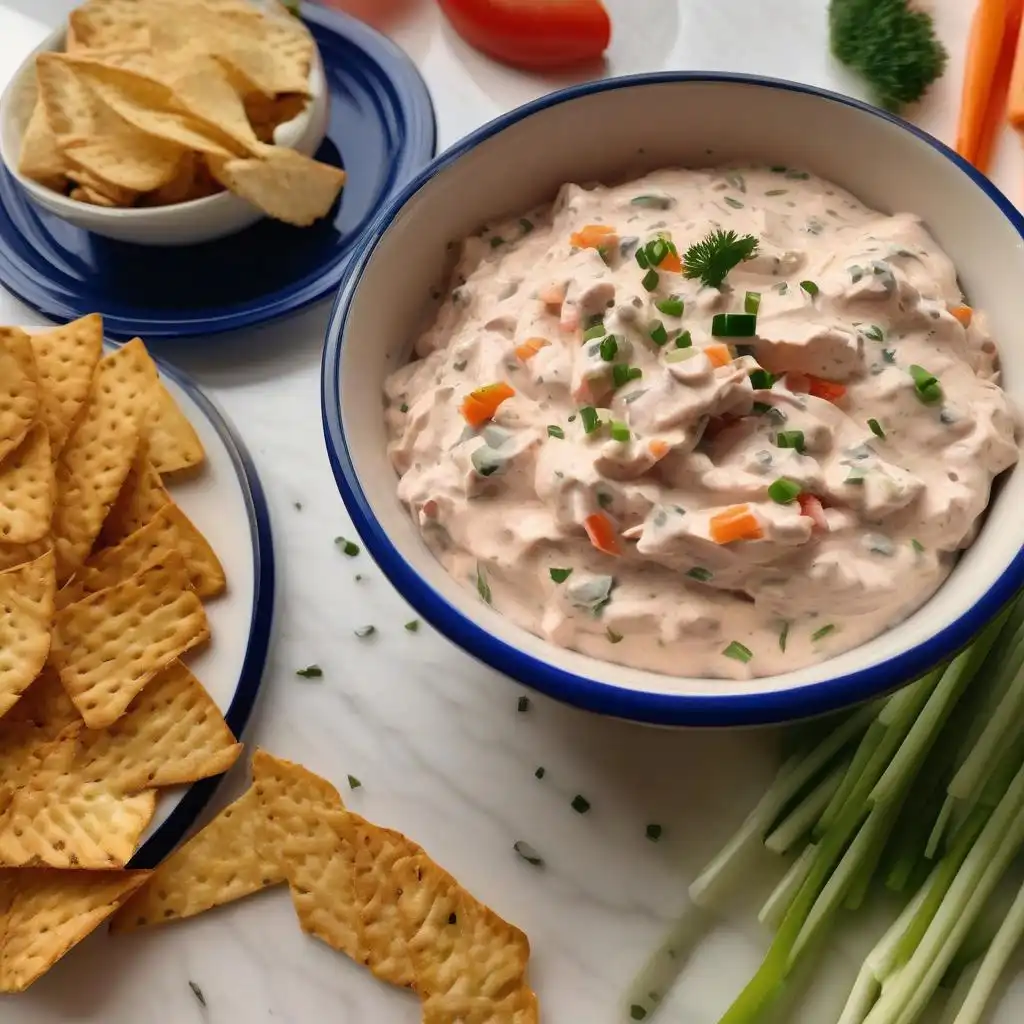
[1,1,1023,1022]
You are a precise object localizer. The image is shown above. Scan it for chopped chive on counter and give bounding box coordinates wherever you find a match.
[571,794,592,814]
[354,625,376,639]
[335,537,360,557]
[779,621,790,652]
[513,840,544,867]
[775,429,805,452]
[686,566,713,582]
[534,766,546,779]
[296,665,323,679]
[911,538,925,553]
[520,218,534,233]
[909,364,943,403]
[863,324,884,342]
[656,295,684,317]
[599,335,619,361]
[800,280,819,297]
[606,627,624,643]
[641,268,660,292]
[711,313,757,338]
[610,421,631,443]
[583,324,606,342]
[580,406,600,433]
[649,320,669,346]
[744,291,762,314]
[547,425,565,439]
[404,619,420,632]
[723,640,753,663]
[645,823,663,842]
[549,567,573,583]
[635,247,649,269]
[768,477,802,504]
[613,365,643,388]
[675,330,692,349]
[347,774,362,789]
[476,564,492,604]
[749,368,775,390]
[517,696,531,713]
[868,418,886,439]
[811,623,836,642]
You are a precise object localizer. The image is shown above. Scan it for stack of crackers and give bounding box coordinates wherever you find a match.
[19,0,346,226]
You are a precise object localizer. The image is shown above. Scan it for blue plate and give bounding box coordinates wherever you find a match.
[0,6,435,340]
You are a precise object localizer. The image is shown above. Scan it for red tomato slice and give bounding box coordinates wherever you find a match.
[437,0,612,69]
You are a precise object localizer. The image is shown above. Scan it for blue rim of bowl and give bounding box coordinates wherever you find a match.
[321,71,1024,727]
[129,352,275,866]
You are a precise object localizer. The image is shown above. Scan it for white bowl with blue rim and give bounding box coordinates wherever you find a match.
[321,73,1024,728]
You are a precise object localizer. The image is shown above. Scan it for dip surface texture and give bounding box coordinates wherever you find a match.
[384,167,1019,680]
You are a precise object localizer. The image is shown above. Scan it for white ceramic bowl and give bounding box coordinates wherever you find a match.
[0,10,328,247]
[322,74,1024,727]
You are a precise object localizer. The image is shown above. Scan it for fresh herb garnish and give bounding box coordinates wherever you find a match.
[646,823,664,842]
[580,406,600,434]
[631,1005,648,1020]
[800,280,820,297]
[606,627,624,644]
[513,840,544,867]
[612,365,643,388]
[599,335,618,361]
[911,538,925,553]
[687,567,713,582]
[520,218,534,233]
[882,348,896,364]
[335,537,360,557]
[712,313,757,338]
[749,369,775,391]
[768,477,802,504]
[723,640,754,663]
[404,619,420,632]
[724,196,745,209]
[779,621,790,652]
[775,429,805,452]
[909,364,943,403]
[189,981,206,1008]
[649,321,668,346]
[610,421,630,443]
[744,291,762,314]
[399,402,409,413]
[354,625,376,638]
[347,774,362,789]
[641,268,660,292]
[656,295,684,317]
[547,425,565,439]
[868,418,886,439]
[583,324,606,342]
[682,229,759,289]
[571,795,592,814]
[550,568,573,583]
[517,696,530,713]
[812,623,836,642]
[296,665,323,679]
[863,324,885,342]
[675,330,692,349]
[476,563,492,604]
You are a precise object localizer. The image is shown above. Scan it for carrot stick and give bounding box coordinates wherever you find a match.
[570,224,616,249]
[977,1,1023,168]
[460,382,515,427]
[806,375,847,403]
[709,505,764,544]
[1005,0,1024,129]
[950,304,974,327]
[514,337,549,361]
[583,512,621,556]
[704,344,732,368]
[648,439,670,460]
[660,251,683,274]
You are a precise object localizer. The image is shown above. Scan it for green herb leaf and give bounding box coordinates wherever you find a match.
[583,324,606,342]
[354,625,376,639]
[682,229,759,289]
[335,537,360,557]
[599,335,619,361]
[811,623,836,642]
[656,295,684,317]
[911,538,925,553]
[476,564,492,604]
[649,320,668,346]
[687,566,713,582]
[723,640,753,663]
[580,406,600,434]
[863,324,885,342]
[610,421,631,443]
[296,665,323,679]
[517,696,530,713]
[549,568,573,584]
[641,268,660,292]
[404,619,420,632]
[768,477,802,504]
[868,418,886,439]
[800,280,819,297]
[779,621,790,653]
[744,291,762,314]
[547,425,565,439]
[347,774,362,789]
[646,823,663,842]
[571,794,592,814]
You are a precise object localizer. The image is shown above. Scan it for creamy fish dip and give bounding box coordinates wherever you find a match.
[384,166,1019,680]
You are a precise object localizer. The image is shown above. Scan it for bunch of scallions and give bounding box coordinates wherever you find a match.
[625,594,1024,1024]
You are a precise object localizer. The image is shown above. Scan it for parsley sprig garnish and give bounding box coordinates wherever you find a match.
[683,229,759,289]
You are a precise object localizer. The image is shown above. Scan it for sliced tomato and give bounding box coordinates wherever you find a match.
[806,375,847,403]
[437,0,612,69]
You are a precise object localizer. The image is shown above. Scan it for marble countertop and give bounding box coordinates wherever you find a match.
[2,1,1023,1022]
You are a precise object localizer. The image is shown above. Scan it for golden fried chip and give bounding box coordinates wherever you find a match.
[35,52,104,140]
[212,6,314,98]
[0,424,54,545]
[421,988,540,1024]
[213,147,346,227]
[76,660,240,792]
[66,165,138,207]
[0,867,150,992]
[97,439,169,547]
[140,149,200,207]
[245,93,307,143]
[63,126,185,193]
[110,785,284,933]
[51,365,140,582]
[68,184,117,206]
[53,554,209,728]
[0,725,157,869]
[18,96,67,191]
[29,314,104,455]
[68,0,152,53]
[0,550,56,721]
[0,327,38,466]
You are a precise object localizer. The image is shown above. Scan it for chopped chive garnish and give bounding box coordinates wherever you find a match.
[911,538,925,553]
[775,429,805,452]
[571,794,592,814]
[547,425,565,439]
[606,627,624,643]
[656,295,684,317]
[610,421,631,443]
[534,766,546,779]
[354,625,376,638]
[800,280,819,297]
[909,364,943,403]
[580,406,600,433]
[647,239,669,266]
[550,568,573,583]
[868,418,886,439]
[646,823,663,842]
[641,268,660,292]
[599,335,618,361]
[517,696,530,712]
[189,981,206,1008]
[296,665,323,679]
[347,774,362,789]
[864,324,884,342]
[779,621,790,652]
[711,313,757,338]
[649,320,669,346]
[723,640,753,663]
[675,330,692,349]
[882,348,896,364]
[520,218,533,233]
[811,623,836,642]
[399,402,409,412]
[724,196,744,209]
[335,537,360,557]
[476,564,492,604]
[612,365,643,388]
[749,368,775,390]
[583,324,606,342]
[744,291,762,314]
[404,620,420,632]
[631,194,674,209]
[513,840,544,866]
[768,477,802,504]
[687,566,713,582]
[635,247,649,269]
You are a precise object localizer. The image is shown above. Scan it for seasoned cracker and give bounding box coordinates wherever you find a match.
[18,96,67,191]
[0,550,56,721]
[97,438,170,548]
[0,327,38,465]
[0,424,53,545]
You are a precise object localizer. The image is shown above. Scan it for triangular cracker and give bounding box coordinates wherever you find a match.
[96,439,170,548]
[0,424,54,545]
[0,327,38,465]
[0,550,56,721]
[18,97,67,192]
[52,553,210,728]
[110,784,283,933]
[0,664,78,738]
[0,537,52,573]
[0,868,150,992]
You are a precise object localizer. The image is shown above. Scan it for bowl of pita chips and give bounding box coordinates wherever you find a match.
[0,0,345,246]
